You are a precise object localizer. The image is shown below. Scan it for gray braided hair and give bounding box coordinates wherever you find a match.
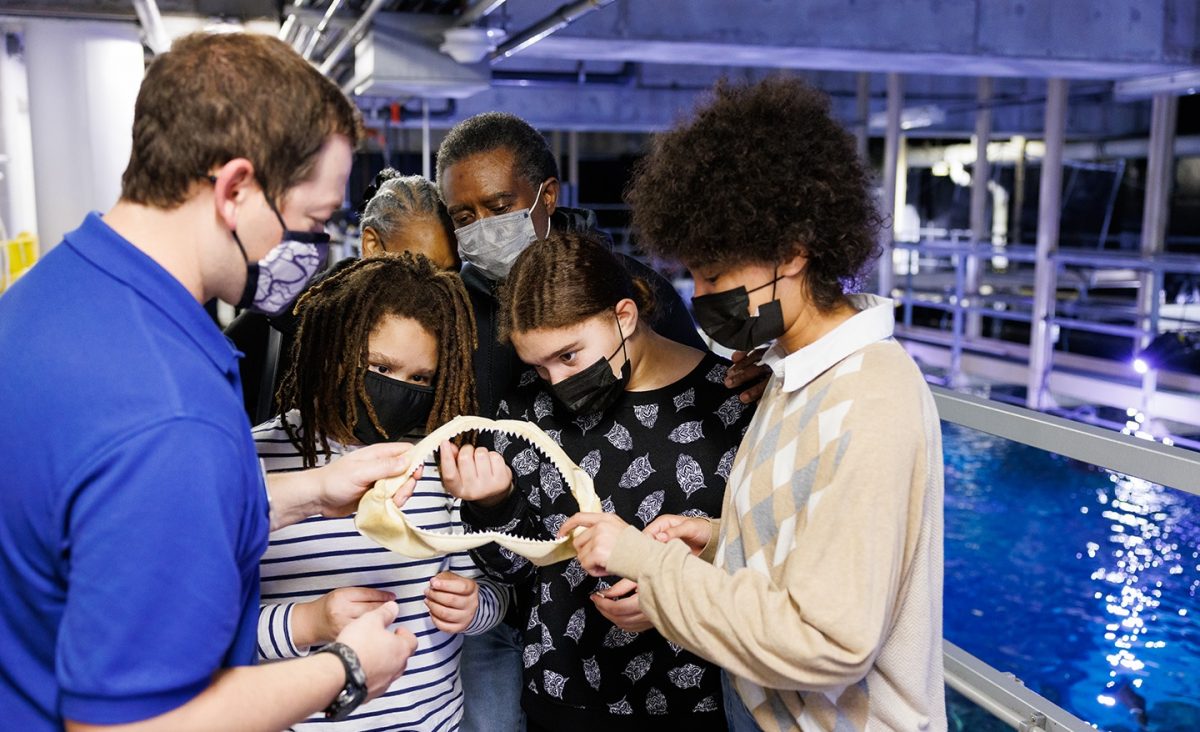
[359,169,451,242]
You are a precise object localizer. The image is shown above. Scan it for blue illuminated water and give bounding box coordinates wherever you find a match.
[943,423,1200,731]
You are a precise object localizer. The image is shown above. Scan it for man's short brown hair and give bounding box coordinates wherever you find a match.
[120,32,363,208]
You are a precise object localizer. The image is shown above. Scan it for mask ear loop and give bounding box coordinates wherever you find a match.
[206,173,251,266]
[611,308,630,369]
[530,179,551,239]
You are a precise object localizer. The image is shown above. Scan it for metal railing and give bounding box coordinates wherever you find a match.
[932,385,1200,730]
[894,236,1200,418]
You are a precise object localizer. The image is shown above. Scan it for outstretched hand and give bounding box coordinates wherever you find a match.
[292,587,398,650]
[318,442,415,517]
[558,512,631,577]
[642,514,712,556]
[438,441,513,507]
[267,442,415,530]
[335,601,418,702]
[591,578,653,633]
[726,347,770,404]
[424,571,480,634]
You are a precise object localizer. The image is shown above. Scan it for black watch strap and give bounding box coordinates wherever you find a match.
[317,642,368,720]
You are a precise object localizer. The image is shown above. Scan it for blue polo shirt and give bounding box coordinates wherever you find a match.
[0,213,270,729]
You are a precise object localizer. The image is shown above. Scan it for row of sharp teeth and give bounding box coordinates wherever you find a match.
[411,526,560,543]
[407,426,573,482]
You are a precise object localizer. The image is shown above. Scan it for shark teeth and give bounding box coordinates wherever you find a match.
[356,414,603,565]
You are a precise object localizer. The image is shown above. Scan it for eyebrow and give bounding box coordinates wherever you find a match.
[368,351,403,370]
[527,340,582,366]
[447,192,517,216]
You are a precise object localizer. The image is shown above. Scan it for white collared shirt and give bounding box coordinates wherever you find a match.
[759,293,896,393]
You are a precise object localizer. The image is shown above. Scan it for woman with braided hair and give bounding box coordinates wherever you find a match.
[253,252,511,731]
[358,168,460,270]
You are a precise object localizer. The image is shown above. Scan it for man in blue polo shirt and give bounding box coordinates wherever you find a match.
[0,33,418,731]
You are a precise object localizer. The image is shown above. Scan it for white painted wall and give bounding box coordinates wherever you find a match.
[22,17,142,252]
[0,25,37,240]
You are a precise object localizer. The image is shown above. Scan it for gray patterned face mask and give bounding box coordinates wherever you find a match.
[454,181,549,281]
[233,200,330,316]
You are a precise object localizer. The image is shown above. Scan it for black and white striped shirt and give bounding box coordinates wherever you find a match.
[254,414,509,731]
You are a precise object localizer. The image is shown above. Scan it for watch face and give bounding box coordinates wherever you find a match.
[322,643,369,721]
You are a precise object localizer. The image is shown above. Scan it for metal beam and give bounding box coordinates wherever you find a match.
[965,77,992,340]
[131,0,170,55]
[944,643,1096,732]
[878,73,903,298]
[317,0,390,76]
[510,0,1197,80]
[455,0,508,27]
[491,0,616,64]
[1026,78,1067,411]
[855,72,870,161]
[1114,69,1200,100]
[1135,92,1178,409]
[301,0,346,60]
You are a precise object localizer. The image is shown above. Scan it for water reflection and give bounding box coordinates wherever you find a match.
[1081,409,1196,729]
[942,420,1200,731]
[1090,474,1173,715]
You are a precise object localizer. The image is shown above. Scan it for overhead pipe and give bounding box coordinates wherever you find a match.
[455,0,509,27]
[279,1,314,45]
[317,0,390,77]
[490,62,635,88]
[131,0,170,55]
[490,0,616,64]
[302,0,346,60]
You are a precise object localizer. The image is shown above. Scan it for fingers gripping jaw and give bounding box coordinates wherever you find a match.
[355,415,602,565]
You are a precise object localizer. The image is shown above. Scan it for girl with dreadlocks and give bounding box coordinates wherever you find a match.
[252,252,509,731]
[229,169,458,424]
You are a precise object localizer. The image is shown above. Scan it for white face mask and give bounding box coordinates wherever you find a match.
[455,181,549,281]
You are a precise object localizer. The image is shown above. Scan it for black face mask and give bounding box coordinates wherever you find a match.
[352,371,435,445]
[549,315,631,416]
[691,272,785,352]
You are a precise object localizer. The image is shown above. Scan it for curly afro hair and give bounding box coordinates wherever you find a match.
[626,76,883,312]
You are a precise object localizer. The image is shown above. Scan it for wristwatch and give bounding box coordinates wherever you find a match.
[317,642,368,720]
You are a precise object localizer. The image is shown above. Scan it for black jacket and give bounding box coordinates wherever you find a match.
[465,205,704,419]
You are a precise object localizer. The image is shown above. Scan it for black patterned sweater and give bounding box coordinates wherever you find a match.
[461,352,755,732]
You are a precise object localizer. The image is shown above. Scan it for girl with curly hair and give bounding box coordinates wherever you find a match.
[563,76,947,732]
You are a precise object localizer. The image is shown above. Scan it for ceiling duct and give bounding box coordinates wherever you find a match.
[345,14,490,99]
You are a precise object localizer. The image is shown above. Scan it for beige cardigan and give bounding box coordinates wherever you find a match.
[608,316,945,731]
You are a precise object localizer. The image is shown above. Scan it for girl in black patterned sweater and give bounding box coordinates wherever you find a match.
[437,231,755,732]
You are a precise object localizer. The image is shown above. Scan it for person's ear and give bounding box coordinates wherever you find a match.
[614,297,639,338]
[361,226,383,257]
[778,249,808,278]
[542,177,559,217]
[211,158,257,232]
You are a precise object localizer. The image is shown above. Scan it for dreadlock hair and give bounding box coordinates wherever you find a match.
[499,229,657,344]
[358,168,453,243]
[276,252,478,467]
